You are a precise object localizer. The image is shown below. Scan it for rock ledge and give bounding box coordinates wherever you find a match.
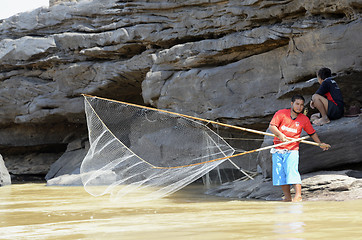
[206,170,362,201]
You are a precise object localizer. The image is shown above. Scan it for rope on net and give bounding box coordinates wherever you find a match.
[80,94,313,201]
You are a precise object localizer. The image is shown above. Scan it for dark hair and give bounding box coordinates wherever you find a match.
[317,67,332,80]
[291,94,305,103]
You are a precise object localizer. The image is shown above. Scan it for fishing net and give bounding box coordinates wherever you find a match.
[80,95,235,201]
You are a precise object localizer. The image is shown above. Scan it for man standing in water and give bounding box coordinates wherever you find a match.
[310,67,344,125]
[269,95,330,202]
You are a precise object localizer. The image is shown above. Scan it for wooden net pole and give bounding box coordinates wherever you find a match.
[82,94,321,147]
[153,135,311,169]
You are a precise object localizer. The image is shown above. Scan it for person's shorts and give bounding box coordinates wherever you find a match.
[272,150,301,186]
[327,100,343,120]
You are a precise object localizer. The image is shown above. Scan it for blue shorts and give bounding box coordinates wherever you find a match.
[272,150,301,186]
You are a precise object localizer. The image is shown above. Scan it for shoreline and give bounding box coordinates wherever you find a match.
[205,170,362,202]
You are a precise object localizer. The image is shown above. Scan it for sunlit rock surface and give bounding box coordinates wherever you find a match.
[0,154,11,186]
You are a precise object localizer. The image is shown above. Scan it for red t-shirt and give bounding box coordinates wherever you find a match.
[270,109,316,150]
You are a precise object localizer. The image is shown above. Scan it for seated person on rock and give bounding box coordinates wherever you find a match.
[310,67,344,126]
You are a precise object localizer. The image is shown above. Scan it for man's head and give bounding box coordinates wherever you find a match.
[317,67,332,83]
[291,94,305,114]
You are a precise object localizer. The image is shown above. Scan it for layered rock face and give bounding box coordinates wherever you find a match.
[0,0,361,180]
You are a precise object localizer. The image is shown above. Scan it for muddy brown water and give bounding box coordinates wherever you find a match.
[0,183,361,239]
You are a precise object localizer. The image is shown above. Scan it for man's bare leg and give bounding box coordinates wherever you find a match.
[293,184,302,202]
[311,94,330,125]
[281,185,292,202]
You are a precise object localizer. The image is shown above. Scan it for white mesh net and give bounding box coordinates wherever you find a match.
[80,95,235,202]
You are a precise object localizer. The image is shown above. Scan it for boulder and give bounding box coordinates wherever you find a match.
[45,138,89,180]
[0,154,11,186]
[301,170,362,201]
[46,173,83,186]
[46,170,117,186]
[299,115,362,173]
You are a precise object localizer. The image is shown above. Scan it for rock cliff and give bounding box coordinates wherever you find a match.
[0,0,361,186]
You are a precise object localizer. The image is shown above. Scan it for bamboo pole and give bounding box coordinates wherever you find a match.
[82,94,321,147]
[153,135,311,169]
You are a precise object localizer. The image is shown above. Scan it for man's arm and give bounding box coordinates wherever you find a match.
[269,125,287,142]
[311,80,329,109]
[310,133,330,151]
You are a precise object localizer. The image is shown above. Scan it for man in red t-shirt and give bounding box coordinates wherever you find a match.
[269,94,330,202]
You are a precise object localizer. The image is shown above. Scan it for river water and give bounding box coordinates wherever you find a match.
[0,183,361,240]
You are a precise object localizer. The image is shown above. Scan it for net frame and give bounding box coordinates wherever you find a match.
[80,94,236,201]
